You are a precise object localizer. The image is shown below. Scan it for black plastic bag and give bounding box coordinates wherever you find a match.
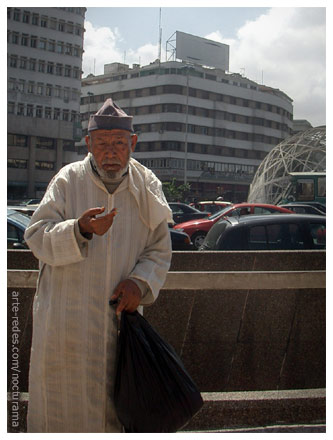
[113,310,204,433]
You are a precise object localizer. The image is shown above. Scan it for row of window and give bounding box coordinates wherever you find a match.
[8,159,55,170]
[81,85,293,120]
[82,102,289,133]
[8,134,76,151]
[8,55,82,80]
[137,157,256,175]
[7,8,84,34]
[8,78,80,101]
[131,122,282,146]
[8,102,80,123]
[8,31,83,58]
[86,66,260,91]
[135,141,267,160]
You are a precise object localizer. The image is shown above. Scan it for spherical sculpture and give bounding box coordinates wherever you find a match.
[247,126,326,204]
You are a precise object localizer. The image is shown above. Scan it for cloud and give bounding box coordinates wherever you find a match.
[205,8,326,126]
[82,21,162,75]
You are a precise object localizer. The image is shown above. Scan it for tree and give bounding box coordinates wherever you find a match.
[162,179,191,202]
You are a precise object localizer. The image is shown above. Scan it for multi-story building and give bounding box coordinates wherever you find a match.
[80,60,294,201]
[7,7,86,200]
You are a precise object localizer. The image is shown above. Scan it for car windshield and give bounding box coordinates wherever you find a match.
[208,205,234,220]
[7,210,31,228]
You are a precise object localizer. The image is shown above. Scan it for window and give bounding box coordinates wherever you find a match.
[35,161,54,170]
[17,104,25,115]
[54,87,61,97]
[39,39,47,50]
[47,62,54,74]
[248,226,267,250]
[36,106,43,118]
[9,56,17,68]
[64,65,71,77]
[45,107,52,119]
[27,82,34,94]
[46,85,52,96]
[53,108,60,120]
[63,110,69,121]
[21,34,28,46]
[41,16,48,27]
[32,14,39,25]
[310,223,326,248]
[56,64,63,75]
[48,40,55,51]
[36,137,55,149]
[296,179,315,201]
[27,105,34,117]
[37,84,43,95]
[29,59,36,70]
[12,33,19,44]
[8,159,28,169]
[73,46,80,57]
[57,42,63,54]
[65,44,72,55]
[58,21,65,32]
[30,36,37,48]
[20,57,27,69]
[13,9,20,21]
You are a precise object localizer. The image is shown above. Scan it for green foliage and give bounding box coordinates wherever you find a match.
[163,179,191,202]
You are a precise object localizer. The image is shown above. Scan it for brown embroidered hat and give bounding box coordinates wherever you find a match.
[88,98,134,132]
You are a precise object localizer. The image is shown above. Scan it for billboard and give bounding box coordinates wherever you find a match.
[176,31,229,71]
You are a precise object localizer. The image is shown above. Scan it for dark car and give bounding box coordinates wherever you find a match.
[200,214,326,251]
[168,202,210,224]
[278,203,325,216]
[170,228,192,250]
[7,208,31,249]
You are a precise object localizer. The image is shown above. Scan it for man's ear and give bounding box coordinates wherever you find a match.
[85,135,92,153]
[130,134,138,152]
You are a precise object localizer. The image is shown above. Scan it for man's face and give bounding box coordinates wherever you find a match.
[86,129,137,176]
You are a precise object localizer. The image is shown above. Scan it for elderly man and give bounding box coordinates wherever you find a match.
[24,99,173,433]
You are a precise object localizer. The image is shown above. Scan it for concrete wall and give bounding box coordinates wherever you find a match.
[7,250,325,394]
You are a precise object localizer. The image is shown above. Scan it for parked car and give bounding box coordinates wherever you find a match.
[200,214,326,251]
[173,203,295,249]
[280,201,326,214]
[7,208,31,249]
[7,207,192,251]
[169,228,193,250]
[278,203,325,216]
[189,200,232,214]
[168,202,210,224]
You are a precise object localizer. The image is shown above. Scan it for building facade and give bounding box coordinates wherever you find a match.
[80,60,294,201]
[7,7,86,200]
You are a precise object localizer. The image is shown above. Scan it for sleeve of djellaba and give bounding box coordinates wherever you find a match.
[24,172,89,267]
[128,219,172,306]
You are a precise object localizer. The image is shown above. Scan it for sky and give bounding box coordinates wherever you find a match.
[82,4,326,127]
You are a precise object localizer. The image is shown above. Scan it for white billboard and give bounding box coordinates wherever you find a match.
[176,31,229,71]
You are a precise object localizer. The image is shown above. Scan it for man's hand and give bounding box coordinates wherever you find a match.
[110,279,142,316]
[78,207,117,236]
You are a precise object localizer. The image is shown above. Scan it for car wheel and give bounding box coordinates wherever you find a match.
[192,232,207,250]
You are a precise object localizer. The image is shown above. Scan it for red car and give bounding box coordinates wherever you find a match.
[173,203,295,249]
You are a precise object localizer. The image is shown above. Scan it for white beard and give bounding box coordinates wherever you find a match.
[90,153,130,181]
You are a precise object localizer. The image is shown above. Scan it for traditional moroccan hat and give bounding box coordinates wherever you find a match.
[88,98,133,132]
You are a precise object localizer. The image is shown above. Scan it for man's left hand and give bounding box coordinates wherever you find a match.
[111,279,142,316]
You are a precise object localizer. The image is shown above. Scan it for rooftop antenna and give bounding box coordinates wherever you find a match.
[158,8,162,65]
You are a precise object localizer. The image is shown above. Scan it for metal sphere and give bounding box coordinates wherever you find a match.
[247,126,326,204]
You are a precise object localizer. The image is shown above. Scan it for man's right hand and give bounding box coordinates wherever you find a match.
[78,207,117,236]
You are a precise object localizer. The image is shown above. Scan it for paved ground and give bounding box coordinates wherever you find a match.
[185,424,326,433]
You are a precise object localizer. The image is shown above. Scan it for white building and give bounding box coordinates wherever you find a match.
[80,59,294,201]
[7,7,86,199]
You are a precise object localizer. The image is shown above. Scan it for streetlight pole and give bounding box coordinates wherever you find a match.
[184,67,189,185]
